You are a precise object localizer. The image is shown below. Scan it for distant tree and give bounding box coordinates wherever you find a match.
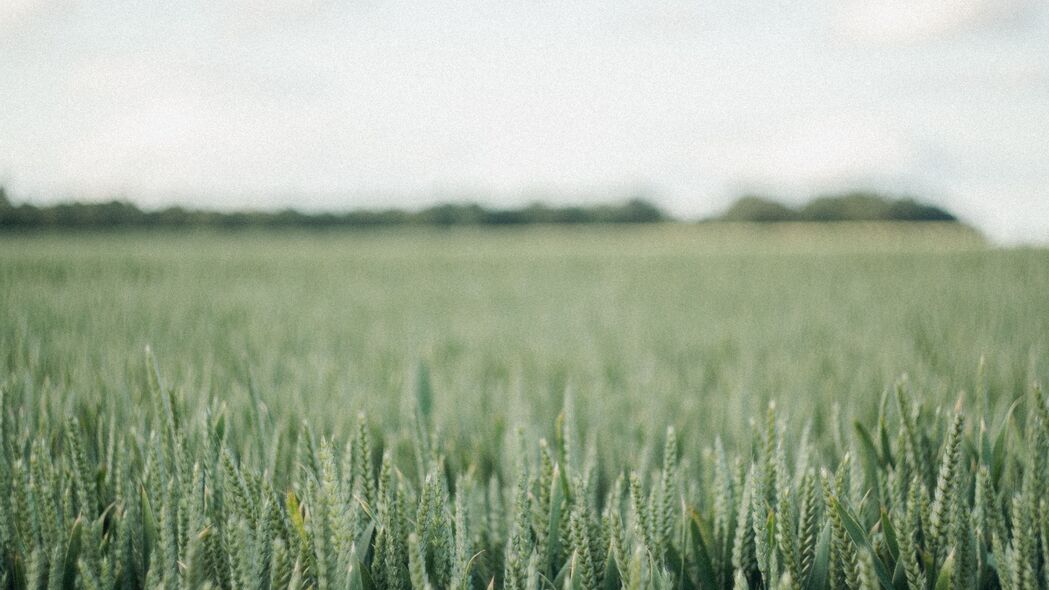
[146,206,192,227]
[717,192,959,224]
[615,198,666,223]
[342,209,410,226]
[556,206,589,224]
[886,198,956,222]
[0,186,13,228]
[799,192,958,222]
[588,198,667,223]
[720,195,798,222]
[519,202,558,224]
[417,203,487,226]
[800,192,892,221]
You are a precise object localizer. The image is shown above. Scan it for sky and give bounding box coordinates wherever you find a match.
[1,0,1048,242]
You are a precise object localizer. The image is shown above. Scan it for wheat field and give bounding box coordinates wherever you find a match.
[1,224,1048,589]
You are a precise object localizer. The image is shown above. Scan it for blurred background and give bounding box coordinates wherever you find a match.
[2,0,1048,242]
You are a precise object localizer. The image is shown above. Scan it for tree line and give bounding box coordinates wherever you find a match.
[716,192,957,223]
[0,186,959,231]
[0,188,666,230]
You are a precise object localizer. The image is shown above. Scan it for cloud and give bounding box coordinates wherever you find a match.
[836,0,1042,45]
[721,112,919,194]
[0,0,47,30]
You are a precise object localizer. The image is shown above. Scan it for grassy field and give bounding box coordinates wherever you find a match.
[1,223,1048,589]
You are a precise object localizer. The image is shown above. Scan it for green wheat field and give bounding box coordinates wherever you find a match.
[2,223,1049,590]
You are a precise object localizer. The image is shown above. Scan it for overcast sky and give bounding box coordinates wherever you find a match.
[2,0,1047,242]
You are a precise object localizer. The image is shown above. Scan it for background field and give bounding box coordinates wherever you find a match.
[2,224,1048,589]
[2,224,1042,443]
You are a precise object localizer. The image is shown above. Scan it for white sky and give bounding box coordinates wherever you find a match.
[1,0,1048,242]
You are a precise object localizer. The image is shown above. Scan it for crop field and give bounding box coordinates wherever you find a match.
[1,223,1048,589]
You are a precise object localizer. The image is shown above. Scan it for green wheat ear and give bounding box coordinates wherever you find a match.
[899,479,927,590]
[928,413,963,560]
[408,532,433,590]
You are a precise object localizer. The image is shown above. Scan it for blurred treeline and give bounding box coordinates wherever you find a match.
[0,187,665,230]
[717,192,957,222]
[0,186,959,231]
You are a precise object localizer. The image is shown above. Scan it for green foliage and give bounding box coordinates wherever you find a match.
[0,228,1046,588]
[0,188,667,231]
[717,192,958,223]
[1,365,1046,590]
[719,196,800,223]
